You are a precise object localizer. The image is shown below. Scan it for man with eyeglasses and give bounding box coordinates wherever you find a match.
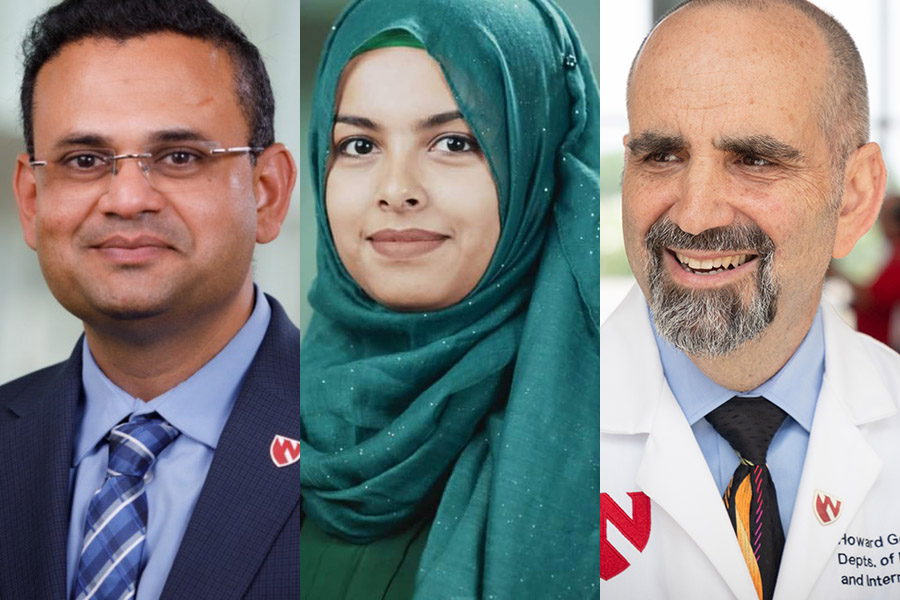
[0,1,299,599]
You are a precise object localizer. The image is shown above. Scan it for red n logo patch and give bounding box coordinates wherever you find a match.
[270,435,301,468]
[601,492,652,580]
[814,490,842,525]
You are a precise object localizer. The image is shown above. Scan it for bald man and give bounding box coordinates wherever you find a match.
[600,1,900,598]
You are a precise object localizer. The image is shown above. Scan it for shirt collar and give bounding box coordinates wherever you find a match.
[73,288,272,466]
[652,305,823,432]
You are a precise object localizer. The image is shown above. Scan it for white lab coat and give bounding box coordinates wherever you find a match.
[601,285,900,599]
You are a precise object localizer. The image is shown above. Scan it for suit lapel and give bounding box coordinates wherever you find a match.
[0,345,82,600]
[161,300,299,600]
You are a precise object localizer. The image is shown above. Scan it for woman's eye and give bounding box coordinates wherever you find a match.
[338,138,377,157]
[432,135,477,153]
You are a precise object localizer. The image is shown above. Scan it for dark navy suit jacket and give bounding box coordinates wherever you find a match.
[0,295,300,599]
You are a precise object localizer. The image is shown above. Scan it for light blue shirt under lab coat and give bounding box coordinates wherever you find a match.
[66,289,271,600]
[652,307,823,534]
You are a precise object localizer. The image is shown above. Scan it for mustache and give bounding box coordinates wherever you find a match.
[644,217,775,257]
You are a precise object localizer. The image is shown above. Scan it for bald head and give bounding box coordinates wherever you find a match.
[627,0,868,169]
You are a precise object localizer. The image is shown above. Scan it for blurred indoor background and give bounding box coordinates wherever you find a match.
[600,0,900,325]
[0,1,300,383]
[298,0,600,331]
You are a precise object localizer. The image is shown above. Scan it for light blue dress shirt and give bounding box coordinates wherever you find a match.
[652,307,823,534]
[66,289,271,600]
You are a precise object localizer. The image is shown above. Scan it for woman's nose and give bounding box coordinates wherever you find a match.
[376,153,427,211]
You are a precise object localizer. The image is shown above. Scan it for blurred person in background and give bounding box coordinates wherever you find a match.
[838,194,900,349]
[0,1,299,598]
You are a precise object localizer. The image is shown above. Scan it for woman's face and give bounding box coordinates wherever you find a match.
[326,47,500,311]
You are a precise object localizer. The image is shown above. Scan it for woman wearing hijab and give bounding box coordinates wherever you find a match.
[299,0,600,598]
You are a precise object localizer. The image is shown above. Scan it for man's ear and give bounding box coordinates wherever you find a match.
[253,143,297,244]
[833,142,887,259]
[12,153,39,251]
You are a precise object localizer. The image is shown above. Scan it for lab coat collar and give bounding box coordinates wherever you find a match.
[600,286,897,431]
[601,285,898,600]
[600,285,662,435]
[773,301,894,599]
[819,300,897,425]
[601,285,759,599]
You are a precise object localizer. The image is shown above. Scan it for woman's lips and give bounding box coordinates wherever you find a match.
[368,228,450,259]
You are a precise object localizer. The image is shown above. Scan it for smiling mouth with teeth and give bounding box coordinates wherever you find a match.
[673,251,757,275]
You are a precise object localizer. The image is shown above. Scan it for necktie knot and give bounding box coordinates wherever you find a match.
[74,413,179,600]
[705,396,786,465]
[107,413,179,478]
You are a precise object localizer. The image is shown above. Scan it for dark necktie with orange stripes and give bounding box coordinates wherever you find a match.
[706,397,787,600]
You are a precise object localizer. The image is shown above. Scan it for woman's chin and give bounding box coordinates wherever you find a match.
[364,280,469,313]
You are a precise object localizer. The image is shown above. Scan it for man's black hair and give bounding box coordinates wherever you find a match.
[20,0,275,158]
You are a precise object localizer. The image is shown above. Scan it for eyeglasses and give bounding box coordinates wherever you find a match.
[29,141,264,196]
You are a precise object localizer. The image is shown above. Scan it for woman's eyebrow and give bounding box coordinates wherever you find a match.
[416,111,464,131]
[334,115,379,130]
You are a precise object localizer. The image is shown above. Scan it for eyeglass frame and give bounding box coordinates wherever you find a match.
[28,143,265,177]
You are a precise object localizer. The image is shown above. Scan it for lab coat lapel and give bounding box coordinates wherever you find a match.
[603,286,758,600]
[773,383,881,599]
[637,390,760,600]
[773,304,892,599]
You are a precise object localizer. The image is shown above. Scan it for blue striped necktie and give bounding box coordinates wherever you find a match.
[73,414,179,600]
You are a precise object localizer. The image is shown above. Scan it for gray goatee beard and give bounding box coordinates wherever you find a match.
[646,218,778,357]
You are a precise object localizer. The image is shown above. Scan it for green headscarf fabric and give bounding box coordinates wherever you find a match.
[351,28,425,57]
[299,0,599,597]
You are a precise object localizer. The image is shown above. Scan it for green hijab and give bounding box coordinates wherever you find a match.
[300,0,599,596]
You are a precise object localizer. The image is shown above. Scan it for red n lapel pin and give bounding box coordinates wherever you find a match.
[814,490,842,525]
[270,435,301,468]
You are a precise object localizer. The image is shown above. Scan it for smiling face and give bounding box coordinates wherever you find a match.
[325,46,500,311]
[15,33,263,329]
[623,4,847,357]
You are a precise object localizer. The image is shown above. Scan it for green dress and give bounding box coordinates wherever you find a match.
[300,516,430,600]
[300,0,600,597]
